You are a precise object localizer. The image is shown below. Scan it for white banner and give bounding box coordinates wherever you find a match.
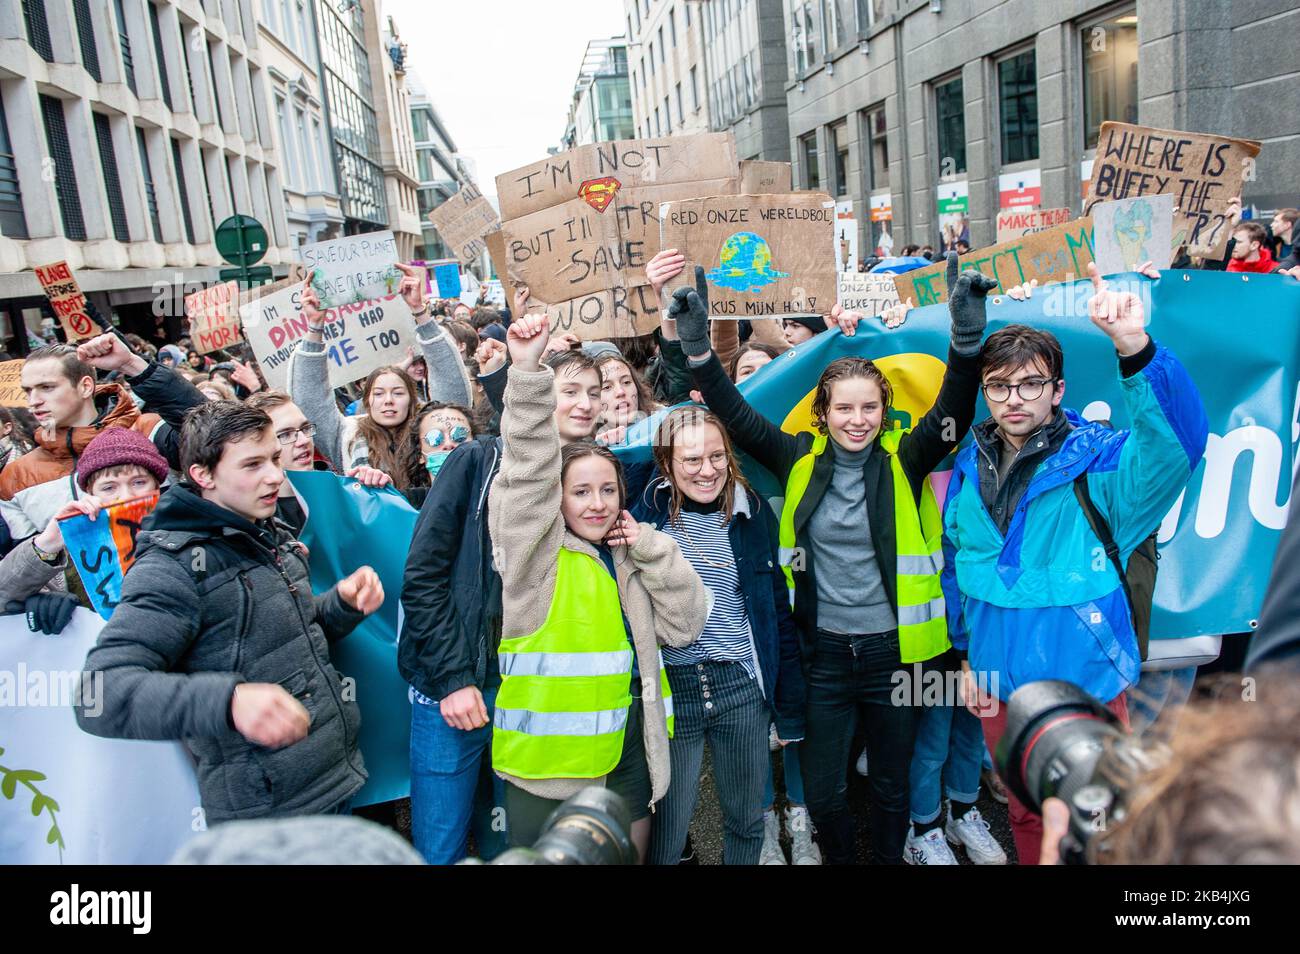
[0,609,200,864]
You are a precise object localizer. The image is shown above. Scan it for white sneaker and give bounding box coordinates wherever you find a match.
[769,723,781,752]
[784,805,822,865]
[946,806,1008,865]
[855,747,869,776]
[759,809,786,865]
[905,825,958,865]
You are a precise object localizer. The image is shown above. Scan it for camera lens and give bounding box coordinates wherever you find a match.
[997,680,1124,812]
[530,787,637,866]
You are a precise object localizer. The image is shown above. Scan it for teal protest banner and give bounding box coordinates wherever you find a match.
[286,471,417,807]
[616,270,1300,642]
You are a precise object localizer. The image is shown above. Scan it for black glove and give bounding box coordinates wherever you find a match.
[667,265,712,360]
[945,252,999,356]
[7,593,80,635]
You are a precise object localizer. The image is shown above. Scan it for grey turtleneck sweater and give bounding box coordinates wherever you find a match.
[806,441,898,636]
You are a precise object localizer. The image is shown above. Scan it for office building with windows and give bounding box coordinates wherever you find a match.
[700,0,790,160]
[560,37,634,150]
[258,0,342,250]
[0,0,292,348]
[372,13,420,260]
[784,0,1300,257]
[624,0,712,139]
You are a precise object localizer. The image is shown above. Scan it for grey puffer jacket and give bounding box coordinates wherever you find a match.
[76,485,368,822]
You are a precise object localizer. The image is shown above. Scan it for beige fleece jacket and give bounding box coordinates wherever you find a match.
[488,365,708,808]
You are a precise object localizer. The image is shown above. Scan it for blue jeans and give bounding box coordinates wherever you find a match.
[908,701,984,824]
[763,741,806,806]
[1126,666,1197,738]
[649,661,770,865]
[409,684,508,864]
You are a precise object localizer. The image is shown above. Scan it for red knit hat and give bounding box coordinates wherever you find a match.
[76,427,170,490]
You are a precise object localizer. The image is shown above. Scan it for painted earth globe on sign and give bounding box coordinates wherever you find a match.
[707,231,790,293]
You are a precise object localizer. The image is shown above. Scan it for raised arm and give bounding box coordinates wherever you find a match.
[288,280,349,468]
[486,315,566,639]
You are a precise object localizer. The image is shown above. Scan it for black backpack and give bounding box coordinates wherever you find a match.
[1072,472,1158,661]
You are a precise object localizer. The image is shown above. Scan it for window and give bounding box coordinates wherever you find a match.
[296,107,316,191]
[113,0,137,94]
[93,113,130,242]
[828,0,852,49]
[171,138,195,244]
[654,105,661,136]
[314,117,334,192]
[1082,9,1138,150]
[136,128,162,242]
[200,146,215,226]
[934,75,966,175]
[998,50,1038,164]
[664,95,672,129]
[792,1,819,74]
[0,95,29,239]
[831,122,848,197]
[801,132,820,190]
[633,1,640,32]
[648,41,654,75]
[178,20,196,112]
[862,105,888,190]
[627,15,634,42]
[276,94,298,189]
[640,57,646,89]
[206,42,224,127]
[21,0,53,63]
[675,83,683,126]
[149,3,172,110]
[40,96,87,241]
[72,0,101,80]
[669,8,676,46]
[684,2,690,27]
[690,66,699,111]
[658,26,664,62]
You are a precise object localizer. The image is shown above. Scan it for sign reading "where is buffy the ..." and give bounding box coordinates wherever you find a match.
[496,132,738,339]
[659,192,838,319]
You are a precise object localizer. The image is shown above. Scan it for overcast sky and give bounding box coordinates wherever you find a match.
[382,0,627,199]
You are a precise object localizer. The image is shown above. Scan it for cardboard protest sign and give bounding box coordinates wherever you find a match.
[996,207,1071,244]
[1084,122,1261,258]
[184,280,242,354]
[0,359,24,408]
[34,261,97,341]
[59,493,160,619]
[1092,194,1175,274]
[660,193,837,319]
[299,231,403,308]
[894,216,1095,307]
[497,133,738,339]
[427,182,500,265]
[838,272,900,315]
[738,159,792,193]
[238,281,416,391]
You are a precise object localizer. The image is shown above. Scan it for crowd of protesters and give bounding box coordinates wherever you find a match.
[1,200,1297,866]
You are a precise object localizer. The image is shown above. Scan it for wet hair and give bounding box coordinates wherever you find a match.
[811,357,894,434]
[180,400,272,475]
[354,365,423,490]
[651,406,749,527]
[727,342,781,382]
[594,353,659,425]
[1097,674,1300,864]
[25,344,95,388]
[560,441,626,514]
[979,324,1064,381]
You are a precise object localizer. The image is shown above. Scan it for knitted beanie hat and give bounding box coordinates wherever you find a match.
[782,314,827,335]
[76,427,170,490]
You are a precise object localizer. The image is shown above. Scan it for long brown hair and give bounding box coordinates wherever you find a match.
[354,365,423,489]
[811,357,894,435]
[651,406,750,527]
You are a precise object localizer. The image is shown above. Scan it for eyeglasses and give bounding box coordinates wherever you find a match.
[275,423,317,445]
[982,378,1057,404]
[674,450,729,475]
[423,425,471,448]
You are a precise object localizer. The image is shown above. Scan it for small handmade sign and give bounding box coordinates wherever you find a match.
[59,493,160,619]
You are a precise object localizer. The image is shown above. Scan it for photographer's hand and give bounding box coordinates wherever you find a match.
[1039,798,1069,865]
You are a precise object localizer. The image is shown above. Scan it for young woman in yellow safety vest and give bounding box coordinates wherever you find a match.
[487,312,709,862]
[670,256,995,865]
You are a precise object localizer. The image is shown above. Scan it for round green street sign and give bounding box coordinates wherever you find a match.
[214,214,269,267]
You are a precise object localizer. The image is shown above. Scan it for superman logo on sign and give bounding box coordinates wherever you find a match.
[578,177,621,213]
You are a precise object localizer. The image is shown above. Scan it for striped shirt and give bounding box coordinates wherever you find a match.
[660,497,756,678]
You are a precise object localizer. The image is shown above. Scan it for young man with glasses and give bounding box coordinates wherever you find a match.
[941,264,1208,864]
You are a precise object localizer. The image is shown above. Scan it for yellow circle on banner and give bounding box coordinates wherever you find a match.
[780,352,950,435]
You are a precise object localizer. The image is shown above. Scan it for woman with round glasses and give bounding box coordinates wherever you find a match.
[634,405,805,866]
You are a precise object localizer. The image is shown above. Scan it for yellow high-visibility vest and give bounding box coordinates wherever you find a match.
[493,547,674,779]
[778,429,949,663]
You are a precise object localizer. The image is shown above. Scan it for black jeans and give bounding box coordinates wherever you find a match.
[802,629,931,864]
